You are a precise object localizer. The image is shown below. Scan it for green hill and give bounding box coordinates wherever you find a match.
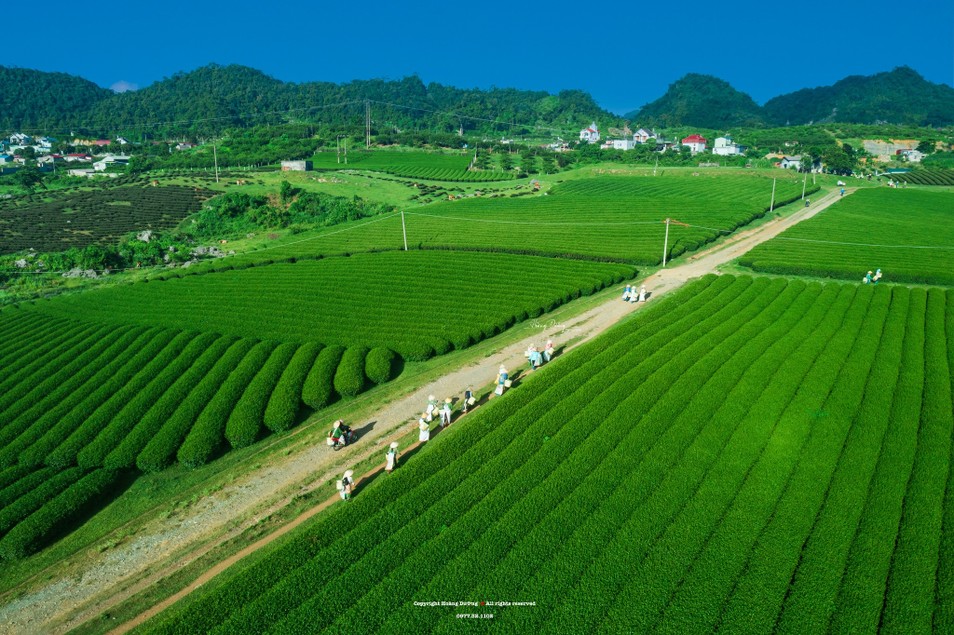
[763,67,954,127]
[0,66,112,132]
[625,73,766,128]
[1,64,617,137]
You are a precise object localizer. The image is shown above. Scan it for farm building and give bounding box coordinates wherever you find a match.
[93,154,130,171]
[712,136,744,156]
[281,160,313,172]
[579,122,600,143]
[681,134,707,154]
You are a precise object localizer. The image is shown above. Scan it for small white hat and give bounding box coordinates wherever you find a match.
[428,395,435,401]
[343,470,354,478]
[390,442,398,449]
[499,365,507,372]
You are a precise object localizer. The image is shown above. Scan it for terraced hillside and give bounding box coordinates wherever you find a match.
[141,275,954,634]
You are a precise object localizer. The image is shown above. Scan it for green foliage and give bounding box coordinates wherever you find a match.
[225,343,299,449]
[333,347,369,398]
[0,468,123,559]
[177,341,277,468]
[301,345,343,410]
[365,347,399,384]
[263,342,322,433]
[0,65,111,131]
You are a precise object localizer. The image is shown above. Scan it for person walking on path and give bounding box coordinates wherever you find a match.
[385,442,399,473]
[494,366,509,396]
[638,285,647,302]
[440,398,453,427]
[425,395,438,422]
[418,416,431,442]
[622,285,632,301]
[463,386,475,413]
[543,339,554,363]
[337,470,354,501]
[529,347,543,371]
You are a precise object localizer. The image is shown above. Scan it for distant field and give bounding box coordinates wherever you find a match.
[739,188,954,285]
[892,169,954,186]
[140,275,954,634]
[194,173,811,268]
[0,186,213,255]
[309,149,514,181]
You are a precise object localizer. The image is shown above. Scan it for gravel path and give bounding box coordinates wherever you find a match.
[0,188,846,634]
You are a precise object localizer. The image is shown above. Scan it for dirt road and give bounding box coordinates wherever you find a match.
[0,188,846,635]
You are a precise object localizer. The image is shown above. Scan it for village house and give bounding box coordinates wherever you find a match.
[712,136,744,156]
[176,142,196,151]
[9,133,32,145]
[579,122,600,144]
[633,128,655,144]
[778,155,802,170]
[0,154,15,165]
[64,153,93,162]
[681,134,707,154]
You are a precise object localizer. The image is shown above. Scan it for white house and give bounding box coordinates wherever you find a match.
[681,134,707,154]
[579,122,600,143]
[93,154,130,171]
[612,139,636,151]
[898,149,924,163]
[633,128,655,144]
[712,136,744,156]
[9,133,32,145]
[779,155,801,170]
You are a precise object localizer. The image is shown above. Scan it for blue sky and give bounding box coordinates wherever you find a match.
[7,0,953,114]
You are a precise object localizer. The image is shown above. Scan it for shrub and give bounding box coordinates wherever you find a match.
[263,342,323,433]
[225,343,299,449]
[333,347,369,398]
[301,345,343,410]
[365,348,399,384]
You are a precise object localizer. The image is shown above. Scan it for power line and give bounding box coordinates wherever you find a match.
[404,211,661,227]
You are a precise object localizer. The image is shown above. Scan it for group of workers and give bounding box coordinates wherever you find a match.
[863,269,883,284]
[331,337,558,500]
[525,339,555,372]
[622,285,647,303]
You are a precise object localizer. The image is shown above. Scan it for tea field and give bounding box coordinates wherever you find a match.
[0,186,214,255]
[0,251,631,557]
[22,251,634,359]
[892,168,954,186]
[739,188,954,285]
[197,173,812,269]
[309,149,513,181]
[140,274,954,634]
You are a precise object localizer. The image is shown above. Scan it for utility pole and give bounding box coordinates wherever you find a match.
[769,178,777,213]
[401,211,408,251]
[661,218,690,267]
[653,156,658,177]
[365,100,371,149]
[801,173,807,199]
[212,143,220,183]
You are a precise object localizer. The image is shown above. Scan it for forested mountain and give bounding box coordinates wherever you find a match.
[625,67,954,128]
[1,64,617,137]
[0,67,112,132]
[3,63,951,137]
[763,67,954,127]
[625,74,766,128]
